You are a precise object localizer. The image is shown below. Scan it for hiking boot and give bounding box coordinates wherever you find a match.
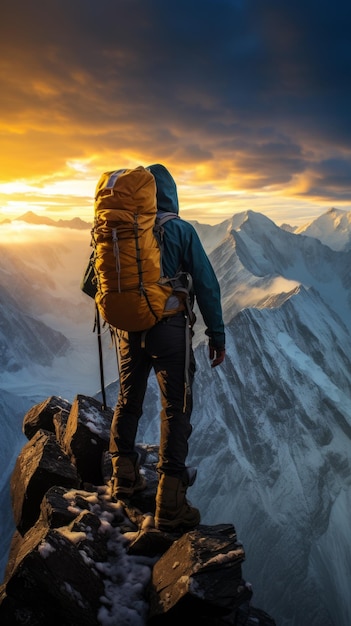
[154,472,201,532]
[110,453,147,501]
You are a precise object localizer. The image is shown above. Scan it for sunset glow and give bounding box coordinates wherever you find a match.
[1,1,351,228]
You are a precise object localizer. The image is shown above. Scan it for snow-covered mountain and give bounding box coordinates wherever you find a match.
[1,208,351,626]
[295,206,351,251]
[0,282,69,374]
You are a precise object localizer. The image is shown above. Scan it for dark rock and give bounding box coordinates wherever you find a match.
[3,520,104,625]
[53,405,71,445]
[40,484,91,529]
[22,395,71,440]
[127,528,175,557]
[10,429,79,535]
[148,524,252,623]
[0,394,276,625]
[62,394,113,485]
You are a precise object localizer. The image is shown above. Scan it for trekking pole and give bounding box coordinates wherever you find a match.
[111,327,124,404]
[95,303,107,410]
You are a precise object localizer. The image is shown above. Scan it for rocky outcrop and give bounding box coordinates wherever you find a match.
[0,394,276,625]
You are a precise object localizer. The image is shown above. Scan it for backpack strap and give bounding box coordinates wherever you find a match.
[154,212,194,411]
[156,211,180,226]
[154,211,179,281]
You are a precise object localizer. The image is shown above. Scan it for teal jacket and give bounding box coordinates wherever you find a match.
[148,164,225,350]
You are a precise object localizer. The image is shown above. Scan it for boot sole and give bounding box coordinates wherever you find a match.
[112,477,147,500]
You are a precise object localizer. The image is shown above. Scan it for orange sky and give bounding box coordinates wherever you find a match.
[1,1,351,228]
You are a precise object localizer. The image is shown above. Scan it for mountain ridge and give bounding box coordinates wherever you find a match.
[0,210,91,230]
[2,206,351,252]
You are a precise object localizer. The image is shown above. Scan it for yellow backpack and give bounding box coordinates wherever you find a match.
[91,166,187,332]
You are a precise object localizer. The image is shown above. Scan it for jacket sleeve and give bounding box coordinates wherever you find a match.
[164,220,225,349]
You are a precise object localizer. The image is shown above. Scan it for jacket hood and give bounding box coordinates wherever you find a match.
[147,164,179,214]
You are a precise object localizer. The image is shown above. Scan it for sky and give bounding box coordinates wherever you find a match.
[1,0,351,227]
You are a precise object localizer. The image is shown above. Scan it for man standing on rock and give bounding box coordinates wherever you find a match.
[109,164,226,532]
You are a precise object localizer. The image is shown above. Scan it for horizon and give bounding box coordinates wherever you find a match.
[1,205,349,250]
[1,1,351,227]
[0,205,342,234]
[0,189,338,229]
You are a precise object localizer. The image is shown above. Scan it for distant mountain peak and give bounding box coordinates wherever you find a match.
[11,211,91,230]
[296,207,351,251]
[17,211,54,225]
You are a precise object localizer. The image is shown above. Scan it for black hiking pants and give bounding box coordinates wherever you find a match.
[109,312,196,477]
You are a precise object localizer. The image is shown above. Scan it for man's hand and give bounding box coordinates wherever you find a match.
[209,344,226,368]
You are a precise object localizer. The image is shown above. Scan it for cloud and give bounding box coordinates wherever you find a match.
[1,0,351,224]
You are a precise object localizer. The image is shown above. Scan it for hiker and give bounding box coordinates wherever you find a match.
[109,164,226,532]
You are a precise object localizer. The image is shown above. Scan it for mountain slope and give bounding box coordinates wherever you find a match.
[0,284,70,373]
[189,286,351,626]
